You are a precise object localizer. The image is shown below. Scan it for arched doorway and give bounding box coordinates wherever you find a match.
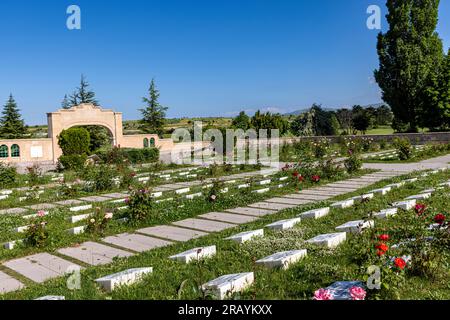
[72,125,114,153]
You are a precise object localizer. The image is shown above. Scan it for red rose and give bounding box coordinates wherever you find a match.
[376,250,386,256]
[394,257,406,270]
[434,213,446,225]
[415,203,426,215]
[292,171,299,177]
[298,175,304,182]
[311,175,321,183]
[378,234,389,241]
[376,242,389,253]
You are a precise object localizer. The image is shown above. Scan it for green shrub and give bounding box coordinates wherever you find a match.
[58,154,87,171]
[82,165,116,192]
[393,138,412,160]
[0,163,17,188]
[86,207,113,236]
[24,211,49,248]
[344,152,362,173]
[125,188,153,222]
[58,127,90,155]
[98,147,159,164]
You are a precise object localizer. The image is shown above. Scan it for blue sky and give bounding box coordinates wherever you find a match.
[0,0,449,125]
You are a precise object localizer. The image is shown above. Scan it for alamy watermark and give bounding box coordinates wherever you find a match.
[367,5,381,30]
[67,5,81,30]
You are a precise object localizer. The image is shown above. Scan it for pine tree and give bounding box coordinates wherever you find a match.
[61,95,71,109]
[0,94,27,139]
[140,79,168,136]
[374,0,444,132]
[69,75,99,106]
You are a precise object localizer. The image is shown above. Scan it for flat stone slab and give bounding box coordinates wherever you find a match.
[34,296,65,300]
[370,187,392,195]
[406,193,431,200]
[307,232,347,248]
[300,207,330,219]
[225,207,277,217]
[95,267,153,292]
[0,208,29,215]
[54,199,85,206]
[283,194,327,201]
[0,270,25,294]
[202,272,254,300]
[169,245,217,263]
[78,196,111,203]
[351,193,374,202]
[226,229,264,243]
[373,208,398,219]
[264,198,310,205]
[25,203,59,210]
[248,202,297,210]
[58,241,133,266]
[256,250,307,269]
[330,199,354,209]
[173,218,236,232]
[392,200,416,210]
[199,212,258,224]
[67,213,92,223]
[102,233,172,252]
[137,225,208,242]
[102,193,129,199]
[323,281,366,300]
[3,253,81,283]
[335,220,374,233]
[266,217,301,231]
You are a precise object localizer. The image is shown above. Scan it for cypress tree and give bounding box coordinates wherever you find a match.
[374,0,444,132]
[0,94,27,139]
[140,79,168,137]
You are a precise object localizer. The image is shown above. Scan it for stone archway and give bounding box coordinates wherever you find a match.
[47,103,124,161]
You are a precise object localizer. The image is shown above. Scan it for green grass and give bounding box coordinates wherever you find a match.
[1,169,448,300]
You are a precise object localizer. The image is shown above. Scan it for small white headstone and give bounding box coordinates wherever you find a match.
[300,207,330,219]
[370,187,391,195]
[95,267,153,292]
[67,226,86,235]
[15,225,30,233]
[202,272,254,300]
[175,188,190,195]
[35,296,65,300]
[186,193,202,200]
[151,192,163,198]
[392,199,416,210]
[406,193,431,200]
[279,176,289,181]
[70,205,93,212]
[169,245,216,263]
[256,250,307,270]
[22,211,49,220]
[335,220,374,233]
[351,193,374,202]
[67,213,92,224]
[226,229,264,244]
[330,199,354,209]
[253,188,270,194]
[258,179,271,185]
[237,184,250,189]
[266,218,301,231]
[373,208,398,219]
[307,232,347,248]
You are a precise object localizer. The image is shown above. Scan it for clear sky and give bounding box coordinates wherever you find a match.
[0,0,449,125]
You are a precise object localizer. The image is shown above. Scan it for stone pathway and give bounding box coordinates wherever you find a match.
[0,168,412,294]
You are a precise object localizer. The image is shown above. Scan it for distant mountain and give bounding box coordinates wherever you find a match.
[284,102,387,116]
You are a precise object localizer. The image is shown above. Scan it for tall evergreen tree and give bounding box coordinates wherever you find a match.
[61,94,71,109]
[0,94,27,139]
[374,0,444,132]
[140,79,168,136]
[69,75,99,106]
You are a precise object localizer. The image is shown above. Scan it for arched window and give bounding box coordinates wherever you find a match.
[143,138,149,148]
[0,145,8,158]
[11,144,20,157]
[150,138,155,147]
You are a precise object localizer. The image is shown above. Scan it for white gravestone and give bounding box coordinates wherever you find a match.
[226,229,264,244]
[169,245,217,264]
[256,250,307,270]
[373,208,398,219]
[392,200,416,210]
[300,207,330,219]
[266,218,301,231]
[95,267,153,292]
[335,220,374,233]
[202,272,254,300]
[307,232,347,248]
[405,193,431,200]
[330,199,354,209]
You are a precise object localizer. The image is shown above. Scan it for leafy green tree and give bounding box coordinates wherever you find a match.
[375,105,393,126]
[336,108,354,135]
[58,127,90,155]
[140,79,168,137]
[251,110,289,137]
[0,94,27,139]
[290,111,315,136]
[61,95,71,109]
[374,0,444,132]
[423,49,450,130]
[352,105,371,134]
[232,111,251,130]
[310,104,338,136]
[69,75,99,106]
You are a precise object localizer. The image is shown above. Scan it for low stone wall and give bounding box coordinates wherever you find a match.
[283,132,450,144]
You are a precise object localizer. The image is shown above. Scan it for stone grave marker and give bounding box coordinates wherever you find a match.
[300,207,330,219]
[202,272,254,300]
[256,249,307,270]
[266,218,301,231]
[306,232,346,248]
[335,220,374,233]
[226,229,264,244]
[169,245,217,263]
[95,267,153,292]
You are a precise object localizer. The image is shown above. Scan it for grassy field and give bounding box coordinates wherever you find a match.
[2,169,448,300]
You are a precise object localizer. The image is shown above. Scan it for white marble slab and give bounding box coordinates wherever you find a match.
[70,205,93,212]
[335,220,374,233]
[392,199,416,210]
[307,232,347,248]
[67,226,86,235]
[95,267,153,292]
[266,218,301,231]
[169,245,217,263]
[351,193,374,202]
[67,213,92,224]
[406,193,431,200]
[256,250,307,269]
[225,229,264,244]
[330,199,354,209]
[253,188,270,194]
[186,192,202,200]
[202,272,254,300]
[373,208,398,219]
[370,187,391,195]
[300,207,330,219]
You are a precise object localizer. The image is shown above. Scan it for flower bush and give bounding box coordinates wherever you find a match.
[125,187,153,222]
[85,207,113,235]
[393,138,412,160]
[24,210,49,248]
[344,150,362,174]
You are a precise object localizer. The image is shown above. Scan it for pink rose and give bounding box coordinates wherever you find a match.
[37,210,46,217]
[313,288,333,300]
[104,212,113,220]
[349,286,366,300]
